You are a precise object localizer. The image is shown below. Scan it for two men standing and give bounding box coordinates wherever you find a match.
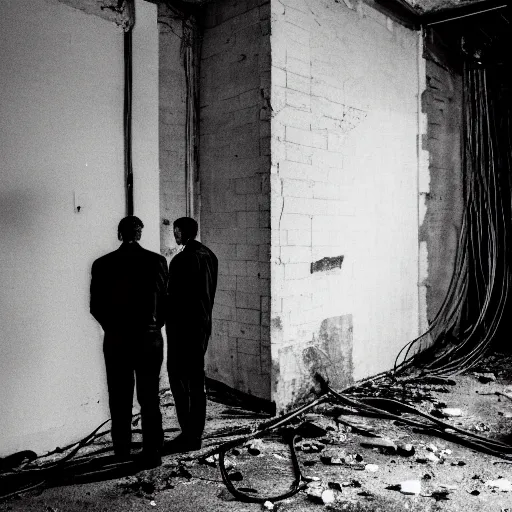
[90,216,217,468]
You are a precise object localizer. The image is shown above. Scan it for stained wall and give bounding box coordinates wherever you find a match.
[0,0,158,456]
[270,0,422,408]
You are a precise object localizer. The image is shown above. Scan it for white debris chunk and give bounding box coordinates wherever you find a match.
[365,464,379,472]
[400,480,422,495]
[440,408,463,417]
[426,444,437,453]
[322,489,336,504]
[263,501,274,510]
[485,479,512,492]
[426,452,440,463]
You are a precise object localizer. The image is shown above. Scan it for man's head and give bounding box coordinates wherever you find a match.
[173,217,198,246]
[118,216,144,243]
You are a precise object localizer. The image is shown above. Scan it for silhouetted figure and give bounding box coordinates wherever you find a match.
[90,216,168,468]
[166,217,218,452]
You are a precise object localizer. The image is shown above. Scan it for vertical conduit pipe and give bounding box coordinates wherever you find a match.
[124,29,134,216]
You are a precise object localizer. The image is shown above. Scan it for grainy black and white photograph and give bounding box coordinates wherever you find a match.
[1,0,512,510]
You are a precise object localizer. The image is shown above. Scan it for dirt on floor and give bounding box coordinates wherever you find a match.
[3,352,512,512]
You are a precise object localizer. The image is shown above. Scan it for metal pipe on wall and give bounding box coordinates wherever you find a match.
[124,29,134,216]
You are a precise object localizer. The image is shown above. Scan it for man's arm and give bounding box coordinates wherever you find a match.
[156,255,169,328]
[90,260,107,329]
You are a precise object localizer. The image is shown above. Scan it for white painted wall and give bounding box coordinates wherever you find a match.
[270,0,421,408]
[0,0,158,457]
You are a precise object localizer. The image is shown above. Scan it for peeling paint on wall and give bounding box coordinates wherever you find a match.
[273,315,354,410]
[55,0,134,30]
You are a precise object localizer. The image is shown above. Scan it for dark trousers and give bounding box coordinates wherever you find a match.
[166,328,209,441]
[103,331,164,456]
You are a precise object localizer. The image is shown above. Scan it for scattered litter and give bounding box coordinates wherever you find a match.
[328,481,343,491]
[320,448,347,465]
[263,501,274,510]
[417,452,440,464]
[296,420,328,438]
[400,480,421,495]
[485,478,512,492]
[306,487,324,504]
[426,444,438,453]
[304,475,321,482]
[273,453,285,460]
[474,422,490,432]
[360,437,397,454]
[321,489,336,504]
[397,443,415,457]
[440,408,463,417]
[473,372,496,383]
[245,439,264,456]
[149,501,156,507]
[365,464,379,472]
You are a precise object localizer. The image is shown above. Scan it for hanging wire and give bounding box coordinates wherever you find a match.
[394,35,512,377]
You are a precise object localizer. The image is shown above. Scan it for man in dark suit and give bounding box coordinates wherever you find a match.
[166,217,218,453]
[90,216,168,468]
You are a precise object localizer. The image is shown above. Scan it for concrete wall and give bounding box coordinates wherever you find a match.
[270,0,421,408]
[200,0,272,399]
[159,5,188,258]
[0,0,158,457]
[420,30,463,325]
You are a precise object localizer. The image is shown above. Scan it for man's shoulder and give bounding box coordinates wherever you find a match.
[139,246,167,265]
[92,250,118,268]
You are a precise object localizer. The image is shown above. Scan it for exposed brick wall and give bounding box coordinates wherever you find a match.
[199,0,272,399]
[270,0,421,409]
[159,5,188,258]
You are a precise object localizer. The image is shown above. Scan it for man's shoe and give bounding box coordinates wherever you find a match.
[133,450,162,469]
[166,434,202,454]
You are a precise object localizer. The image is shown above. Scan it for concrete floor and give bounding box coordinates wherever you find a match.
[2,353,512,511]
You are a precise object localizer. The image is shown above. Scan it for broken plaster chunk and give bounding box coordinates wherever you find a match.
[320,448,347,465]
[263,501,274,510]
[440,408,463,417]
[426,444,438,453]
[485,478,512,492]
[400,480,422,495]
[306,487,324,504]
[365,464,379,472]
[416,452,440,464]
[321,489,337,505]
[397,443,415,457]
[360,437,397,454]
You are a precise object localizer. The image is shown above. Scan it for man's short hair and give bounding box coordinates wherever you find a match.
[174,217,198,241]
[118,216,144,242]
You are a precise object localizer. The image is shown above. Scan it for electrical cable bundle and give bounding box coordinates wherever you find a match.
[394,41,512,377]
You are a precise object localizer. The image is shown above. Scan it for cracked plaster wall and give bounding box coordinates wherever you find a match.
[0,0,158,457]
[199,0,272,400]
[420,31,463,330]
[158,5,188,259]
[270,0,421,409]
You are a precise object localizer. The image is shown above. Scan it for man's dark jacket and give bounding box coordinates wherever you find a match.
[167,240,218,337]
[90,242,168,333]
